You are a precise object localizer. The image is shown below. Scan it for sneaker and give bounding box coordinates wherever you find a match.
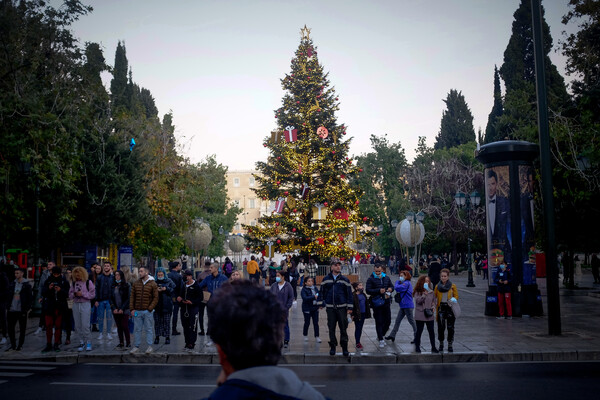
[145,346,154,354]
[130,346,140,354]
[5,347,15,352]
[97,333,104,340]
[15,346,22,351]
[34,327,43,336]
[91,324,99,332]
[304,336,308,342]
[316,337,322,343]
[154,337,160,345]
[293,300,297,305]
[53,343,60,352]
[506,316,512,320]
[111,326,117,334]
[432,347,439,353]
[283,341,289,349]
[0,337,7,345]
[116,343,124,349]
[384,335,395,342]
[107,333,113,340]
[329,346,336,356]
[205,340,213,346]
[165,338,170,345]
[496,316,504,319]
[86,342,92,351]
[197,331,205,336]
[379,340,385,348]
[78,344,84,352]
[172,330,181,336]
[356,343,363,350]
[42,344,53,353]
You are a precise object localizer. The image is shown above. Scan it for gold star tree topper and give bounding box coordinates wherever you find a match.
[300,25,311,40]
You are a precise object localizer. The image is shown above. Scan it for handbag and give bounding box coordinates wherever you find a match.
[371,295,385,308]
[424,307,434,318]
[67,298,74,310]
[447,291,461,318]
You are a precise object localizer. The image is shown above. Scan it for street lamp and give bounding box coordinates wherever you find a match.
[396,211,425,277]
[454,190,481,287]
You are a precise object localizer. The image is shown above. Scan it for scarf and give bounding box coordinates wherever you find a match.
[437,280,452,293]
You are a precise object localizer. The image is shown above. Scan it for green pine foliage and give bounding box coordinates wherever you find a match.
[246,29,366,260]
[434,89,476,150]
[484,66,504,143]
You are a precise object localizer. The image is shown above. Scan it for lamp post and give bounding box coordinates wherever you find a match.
[396,212,425,277]
[454,190,481,287]
[391,219,398,273]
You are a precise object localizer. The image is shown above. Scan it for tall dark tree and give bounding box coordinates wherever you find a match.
[484,66,504,143]
[434,89,475,150]
[496,0,570,141]
[110,41,129,112]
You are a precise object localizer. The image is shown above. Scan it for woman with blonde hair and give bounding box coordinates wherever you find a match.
[69,266,96,351]
[434,268,459,352]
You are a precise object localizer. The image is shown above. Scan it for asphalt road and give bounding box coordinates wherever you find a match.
[1,360,598,399]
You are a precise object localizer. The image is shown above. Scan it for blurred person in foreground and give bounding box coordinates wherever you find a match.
[203,280,326,400]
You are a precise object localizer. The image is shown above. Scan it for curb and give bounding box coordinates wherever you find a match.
[3,350,599,364]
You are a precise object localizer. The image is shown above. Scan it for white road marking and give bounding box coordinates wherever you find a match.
[0,372,33,377]
[0,366,55,371]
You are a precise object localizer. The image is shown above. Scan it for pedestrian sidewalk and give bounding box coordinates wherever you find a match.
[2,270,599,364]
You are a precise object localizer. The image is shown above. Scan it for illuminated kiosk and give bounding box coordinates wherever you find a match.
[476,140,543,317]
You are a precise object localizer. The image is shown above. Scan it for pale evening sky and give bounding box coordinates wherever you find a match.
[69,0,573,171]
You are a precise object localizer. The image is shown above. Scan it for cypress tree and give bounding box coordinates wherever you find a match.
[484,66,504,143]
[110,41,129,112]
[434,89,475,150]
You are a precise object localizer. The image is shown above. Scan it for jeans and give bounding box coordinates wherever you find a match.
[96,300,112,334]
[283,309,290,342]
[354,315,365,344]
[303,310,319,337]
[133,310,154,347]
[172,302,180,331]
[389,307,417,338]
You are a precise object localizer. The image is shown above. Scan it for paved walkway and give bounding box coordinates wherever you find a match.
[2,270,599,364]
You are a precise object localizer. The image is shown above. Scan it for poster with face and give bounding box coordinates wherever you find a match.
[485,166,511,285]
[520,165,536,284]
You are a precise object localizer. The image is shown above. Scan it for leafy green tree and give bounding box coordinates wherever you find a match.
[354,135,409,256]
[0,0,92,258]
[246,27,366,260]
[434,89,476,150]
[484,66,504,143]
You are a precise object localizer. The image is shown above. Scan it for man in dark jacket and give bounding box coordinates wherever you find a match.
[203,280,325,400]
[366,264,394,348]
[94,261,114,340]
[6,268,33,351]
[177,269,202,351]
[41,266,69,352]
[168,261,183,336]
[319,261,353,356]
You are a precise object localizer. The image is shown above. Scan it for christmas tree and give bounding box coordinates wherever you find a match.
[245,26,367,261]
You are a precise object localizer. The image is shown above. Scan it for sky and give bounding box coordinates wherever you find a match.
[69,0,574,171]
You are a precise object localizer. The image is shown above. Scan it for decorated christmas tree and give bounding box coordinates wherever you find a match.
[245,26,368,260]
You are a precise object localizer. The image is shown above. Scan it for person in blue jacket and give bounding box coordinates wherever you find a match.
[300,277,322,343]
[385,270,417,343]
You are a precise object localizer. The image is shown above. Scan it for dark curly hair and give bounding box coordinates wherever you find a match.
[207,280,285,370]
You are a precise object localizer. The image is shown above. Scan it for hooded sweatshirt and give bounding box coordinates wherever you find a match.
[204,365,325,400]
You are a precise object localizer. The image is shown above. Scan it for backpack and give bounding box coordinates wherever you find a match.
[225,262,233,274]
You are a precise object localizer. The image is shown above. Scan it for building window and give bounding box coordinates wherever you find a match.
[250,220,257,227]
[233,177,240,187]
[248,198,255,209]
[233,199,240,207]
[234,222,241,231]
[249,176,255,187]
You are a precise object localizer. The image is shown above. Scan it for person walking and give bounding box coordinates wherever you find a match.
[288,262,300,303]
[6,268,33,351]
[153,267,175,345]
[109,270,131,349]
[41,266,69,352]
[270,271,294,349]
[94,261,115,341]
[259,256,268,287]
[385,270,417,343]
[366,264,394,348]
[351,281,370,350]
[130,266,159,354]
[494,263,513,319]
[300,277,321,343]
[89,263,101,333]
[69,267,95,351]
[167,261,183,336]
[434,268,459,353]
[413,275,439,353]
[34,262,52,335]
[246,256,260,283]
[177,269,202,351]
[320,261,353,356]
[222,257,234,279]
[482,255,489,280]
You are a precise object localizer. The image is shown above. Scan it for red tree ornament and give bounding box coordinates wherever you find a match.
[317,126,328,139]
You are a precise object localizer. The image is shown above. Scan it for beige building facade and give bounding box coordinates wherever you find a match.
[226,170,272,234]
